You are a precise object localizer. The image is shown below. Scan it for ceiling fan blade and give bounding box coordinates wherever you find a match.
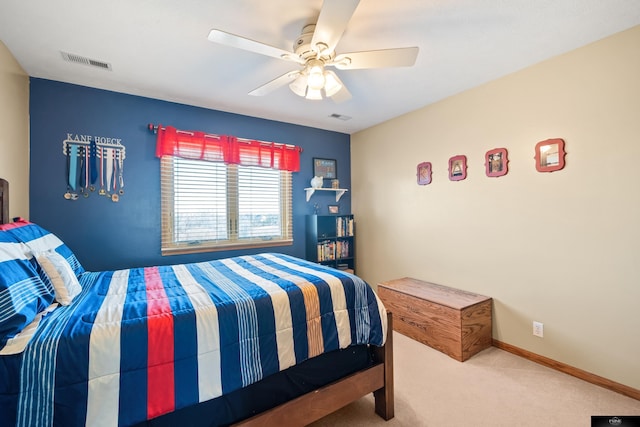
[311,0,360,54]
[248,71,300,96]
[208,29,303,64]
[332,47,419,70]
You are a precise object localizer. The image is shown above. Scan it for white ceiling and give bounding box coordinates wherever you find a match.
[1,0,639,134]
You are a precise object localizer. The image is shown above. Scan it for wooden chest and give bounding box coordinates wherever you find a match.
[377,277,492,362]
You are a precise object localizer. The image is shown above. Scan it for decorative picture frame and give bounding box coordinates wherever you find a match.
[535,138,566,172]
[313,158,337,179]
[448,155,467,181]
[417,162,432,185]
[328,205,339,214]
[485,148,508,177]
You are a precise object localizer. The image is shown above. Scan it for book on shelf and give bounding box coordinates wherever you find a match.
[336,240,350,259]
[316,239,352,262]
[317,240,336,261]
[336,216,354,237]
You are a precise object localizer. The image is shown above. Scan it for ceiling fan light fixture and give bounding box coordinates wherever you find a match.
[323,70,342,97]
[307,73,325,91]
[306,87,323,100]
[289,74,308,97]
[306,59,326,90]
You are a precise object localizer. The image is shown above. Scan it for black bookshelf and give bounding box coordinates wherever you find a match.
[305,214,355,273]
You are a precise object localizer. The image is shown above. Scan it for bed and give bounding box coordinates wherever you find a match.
[0,178,394,427]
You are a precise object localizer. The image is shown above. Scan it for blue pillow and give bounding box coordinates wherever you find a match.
[0,218,84,277]
[0,232,55,349]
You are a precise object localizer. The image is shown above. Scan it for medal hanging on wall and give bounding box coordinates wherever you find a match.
[64,143,72,200]
[65,143,79,200]
[105,147,114,201]
[117,150,125,196]
[89,140,97,193]
[80,146,89,198]
[111,150,119,203]
[98,146,106,196]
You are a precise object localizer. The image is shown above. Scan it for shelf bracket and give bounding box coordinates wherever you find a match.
[305,188,315,202]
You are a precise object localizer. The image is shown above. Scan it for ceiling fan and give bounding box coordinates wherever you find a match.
[207,0,419,102]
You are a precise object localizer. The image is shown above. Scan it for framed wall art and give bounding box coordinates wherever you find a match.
[417,162,432,185]
[485,148,508,177]
[448,155,467,181]
[313,158,337,179]
[535,138,566,172]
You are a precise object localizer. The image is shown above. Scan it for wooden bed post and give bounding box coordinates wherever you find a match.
[373,311,394,420]
[0,179,8,225]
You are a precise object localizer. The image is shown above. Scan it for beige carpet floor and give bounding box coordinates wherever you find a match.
[309,332,640,427]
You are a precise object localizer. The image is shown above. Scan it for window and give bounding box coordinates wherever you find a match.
[160,156,292,255]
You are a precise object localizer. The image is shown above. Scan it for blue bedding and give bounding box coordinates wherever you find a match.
[0,252,387,427]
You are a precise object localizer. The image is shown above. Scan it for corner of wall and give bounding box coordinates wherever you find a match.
[0,41,30,219]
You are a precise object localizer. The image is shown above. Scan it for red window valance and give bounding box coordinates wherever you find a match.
[154,125,302,172]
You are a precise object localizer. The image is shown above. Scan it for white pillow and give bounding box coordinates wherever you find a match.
[37,251,82,305]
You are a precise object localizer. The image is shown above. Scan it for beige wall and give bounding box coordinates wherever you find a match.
[0,41,29,219]
[352,26,640,390]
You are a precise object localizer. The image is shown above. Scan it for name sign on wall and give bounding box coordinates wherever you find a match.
[62,133,126,202]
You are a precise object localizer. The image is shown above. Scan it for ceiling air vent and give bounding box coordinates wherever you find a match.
[61,51,112,71]
[329,113,351,121]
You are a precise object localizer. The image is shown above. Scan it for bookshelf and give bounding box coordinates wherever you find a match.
[305,214,355,273]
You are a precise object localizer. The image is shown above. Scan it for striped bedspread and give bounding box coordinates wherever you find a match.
[0,253,387,427]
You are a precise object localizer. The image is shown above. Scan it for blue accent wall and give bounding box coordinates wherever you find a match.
[29,78,351,271]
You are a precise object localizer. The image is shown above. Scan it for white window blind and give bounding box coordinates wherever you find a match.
[161,156,292,255]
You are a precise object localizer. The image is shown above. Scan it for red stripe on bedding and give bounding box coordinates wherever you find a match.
[0,218,30,230]
[145,266,175,419]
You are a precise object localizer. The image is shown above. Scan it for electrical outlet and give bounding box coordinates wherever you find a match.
[533,321,544,338]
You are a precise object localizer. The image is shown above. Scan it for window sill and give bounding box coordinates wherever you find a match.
[162,239,293,256]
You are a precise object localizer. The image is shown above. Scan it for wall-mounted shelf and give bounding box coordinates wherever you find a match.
[305,187,349,202]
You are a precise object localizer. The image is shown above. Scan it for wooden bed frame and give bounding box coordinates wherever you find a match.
[0,177,394,425]
[234,313,394,426]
